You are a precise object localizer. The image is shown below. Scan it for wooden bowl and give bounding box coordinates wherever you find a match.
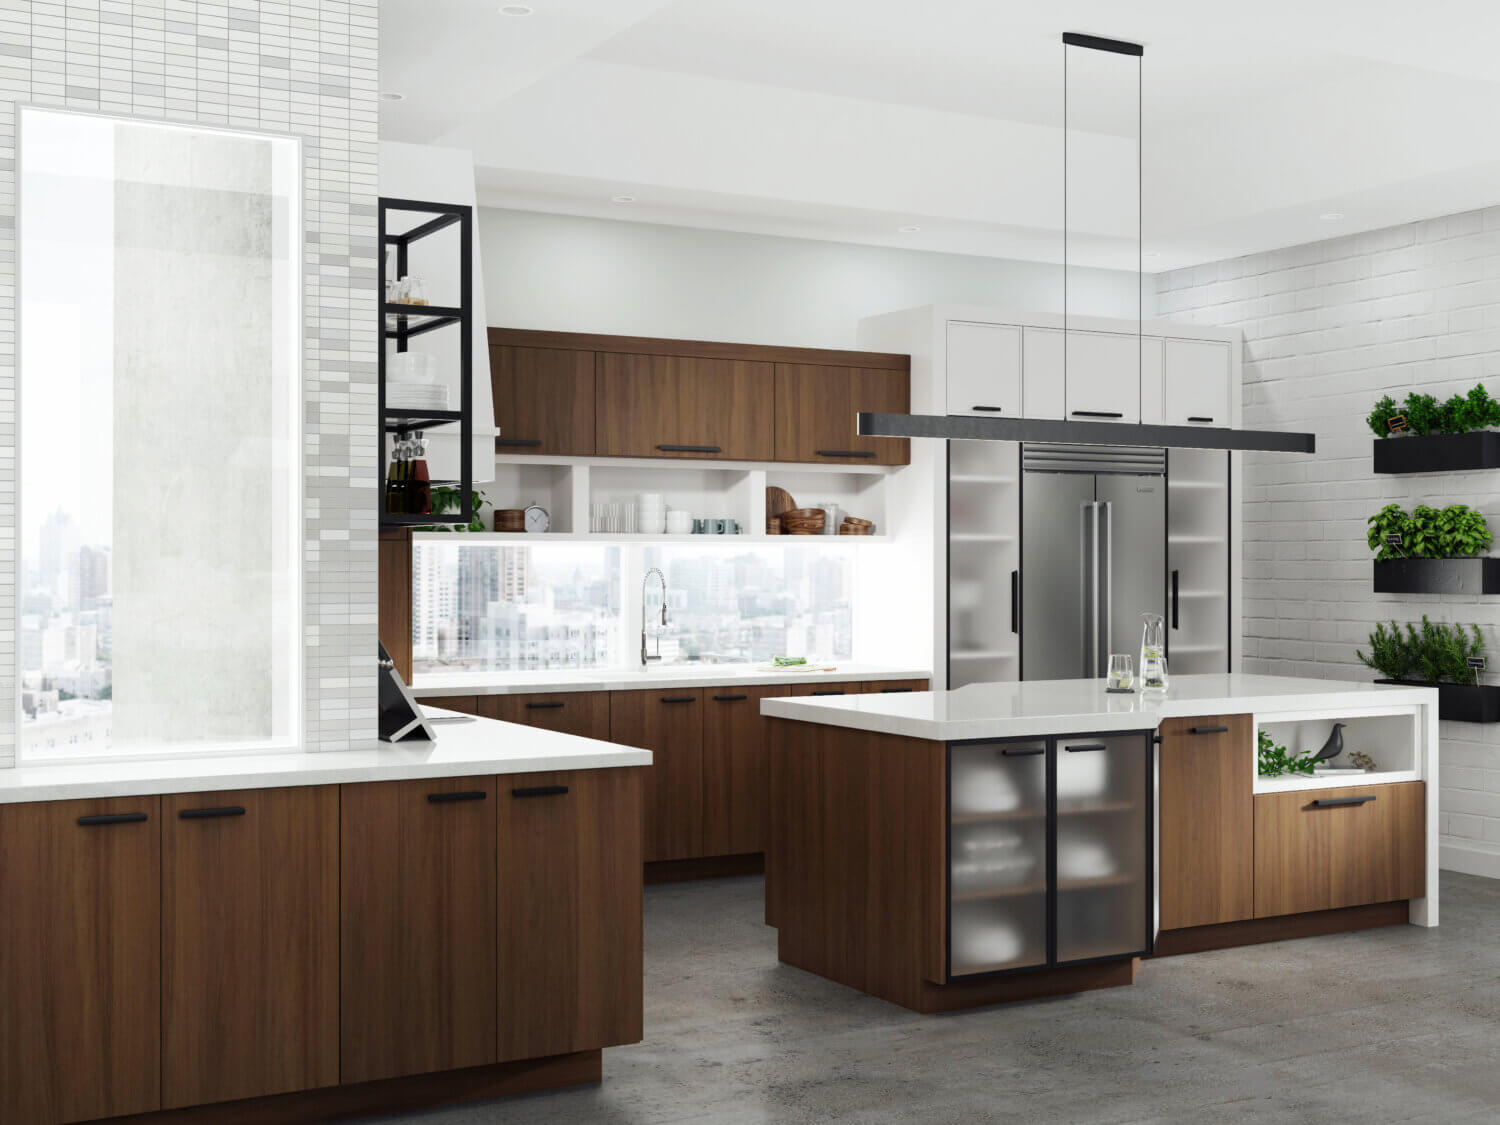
[495,509,524,532]
[766,517,782,535]
[782,508,826,534]
[842,516,873,528]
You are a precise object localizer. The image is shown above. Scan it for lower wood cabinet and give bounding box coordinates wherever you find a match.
[421,695,481,716]
[1254,782,1426,918]
[340,777,498,1084]
[611,689,705,862]
[1159,714,1254,930]
[161,787,340,1108]
[703,686,775,856]
[486,691,611,741]
[0,797,162,1125]
[861,679,929,694]
[498,769,644,1061]
[790,681,863,697]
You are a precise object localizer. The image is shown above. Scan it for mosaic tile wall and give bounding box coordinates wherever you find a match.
[0,0,379,765]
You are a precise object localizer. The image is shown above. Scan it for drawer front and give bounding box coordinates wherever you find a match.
[419,695,480,716]
[860,679,929,694]
[1253,782,1425,918]
[488,691,611,741]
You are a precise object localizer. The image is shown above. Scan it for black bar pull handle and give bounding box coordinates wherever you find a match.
[427,790,488,804]
[77,812,148,827]
[661,695,697,704]
[713,693,749,702]
[816,449,877,458]
[525,700,566,709]
[657,443,721,454]
[1311,795,1376,808]
[512,785,569,798]
[1064,743,1108,753]
[1187,416,1214,423]
[811,689,847,696]
[1189,725,1229,735]
[496,438,543,447]
[1001,746,1046,757]
[178,806,247,820]
[971,405,1004,412]
[1171,570,1180,630]
[879,687,913,693]
[1070,410,1124,419]
[1010,570,1020,634]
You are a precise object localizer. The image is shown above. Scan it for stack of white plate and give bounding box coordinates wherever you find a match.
[638,493,665,535]
[387,382,449,411]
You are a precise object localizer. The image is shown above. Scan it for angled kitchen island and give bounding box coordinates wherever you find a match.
[762,674,1438,1013]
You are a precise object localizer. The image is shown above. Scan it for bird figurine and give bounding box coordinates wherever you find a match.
[1311,722,1346,765]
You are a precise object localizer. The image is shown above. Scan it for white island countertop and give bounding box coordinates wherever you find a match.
[0,710,651,805]
[761,673,1439,741]
[412,662,931,698]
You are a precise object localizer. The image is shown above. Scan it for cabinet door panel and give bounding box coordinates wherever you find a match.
[947,322,1022,417]
[1159,714,1253,929]
[420,695,480,716]
[487,691,611,740]
[162,787,339,1108]
[340,777,497,1084]
[498,769,643,1061]
[773,363,910,465]
[596,353,774,460]
[704,686,774,857]
[790,681,862,697]
[1022,327,1066,420]
[1163,338,1232,427]
[1254,782,1425,918]
[491,344,596,455]
[610,689,704,862]
[0,797,161,1124]
[1063,331,1142,424]
[860,679,930,694]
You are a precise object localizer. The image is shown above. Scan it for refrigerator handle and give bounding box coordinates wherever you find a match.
[1171,569,1180,630]
[1010,570,1020,635]
[1079,502,1093,678]
[1100,500,1113,672]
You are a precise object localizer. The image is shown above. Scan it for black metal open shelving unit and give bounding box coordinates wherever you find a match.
[379,197,473,527]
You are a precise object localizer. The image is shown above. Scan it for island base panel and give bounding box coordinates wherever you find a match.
[1152,900,1410,957]
[645,852,765,884]
[89,1051,601,1124]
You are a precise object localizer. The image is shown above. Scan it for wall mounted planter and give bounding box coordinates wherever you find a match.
[1374,678,1500,723]
[1373,431,1500,474]
[1373,557,1500,595]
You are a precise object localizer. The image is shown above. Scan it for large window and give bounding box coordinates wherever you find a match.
[18,109,301,760]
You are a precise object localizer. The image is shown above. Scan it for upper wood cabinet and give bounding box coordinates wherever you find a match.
[484,691,611,741]
[774,363,910,465]
[0,797,162,1125]
[490,342,596,456]
[340,777,498,1084]
[597,353,774,461]
[947,321,1022,417]
[161,786,340,1108]
[1158,714,1254,930]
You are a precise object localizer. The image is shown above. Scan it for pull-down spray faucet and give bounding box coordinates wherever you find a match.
[641,567,669,667]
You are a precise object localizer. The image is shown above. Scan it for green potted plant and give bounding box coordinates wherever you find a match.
[1357,616,1498,722]
[417,487,488,533]
[1370,382,1500,473]
[1369,502,1499,593]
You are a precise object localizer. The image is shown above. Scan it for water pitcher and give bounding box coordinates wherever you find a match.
[1139,613,1169,691]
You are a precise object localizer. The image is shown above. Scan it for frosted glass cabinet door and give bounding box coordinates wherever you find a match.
[1054,733,1151,963]
[949,740,1047,976]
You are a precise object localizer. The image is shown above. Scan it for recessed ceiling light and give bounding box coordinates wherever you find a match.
[898,225,921,233]
[499,3,534,14]
[379,91,406,102]
[1320,211,1346,221]
[611,194,636,204]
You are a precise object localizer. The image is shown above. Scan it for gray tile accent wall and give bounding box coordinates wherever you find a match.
[0,0,379,766]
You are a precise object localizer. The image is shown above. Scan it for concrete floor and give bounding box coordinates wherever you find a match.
[371,872,1500,1124]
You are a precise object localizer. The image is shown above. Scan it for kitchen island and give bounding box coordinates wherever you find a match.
[762,673,1438,1013]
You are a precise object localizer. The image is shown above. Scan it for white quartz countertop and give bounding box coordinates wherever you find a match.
[0,710,651,805]
[760,674,1439,741]
[411,663,931,697]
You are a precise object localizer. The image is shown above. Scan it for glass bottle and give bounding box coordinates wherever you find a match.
[1139,613,1169,691]
[408,431,431,516]
[386,435,408,515]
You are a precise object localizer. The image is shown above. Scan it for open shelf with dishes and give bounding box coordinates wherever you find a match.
[1166,448,1231,674]
[948,439,1020,688]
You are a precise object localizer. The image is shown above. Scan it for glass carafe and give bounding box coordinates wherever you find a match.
[1139,613,1169,691]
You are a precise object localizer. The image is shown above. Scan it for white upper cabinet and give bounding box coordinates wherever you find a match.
[1021,327,1065,420]
[1062,330,1142,424]
[1162,338,1232,426]
[946,321,1022,417]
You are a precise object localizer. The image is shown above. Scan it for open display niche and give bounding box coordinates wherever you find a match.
[947,439,1019,687]
[1254,706,1420,793]
[486,461,578,534]
[1167,449,1231,673]
[765,469,887,536]
[590,463,757,537]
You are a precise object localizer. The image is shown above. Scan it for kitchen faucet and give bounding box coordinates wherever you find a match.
[641,567,669,667]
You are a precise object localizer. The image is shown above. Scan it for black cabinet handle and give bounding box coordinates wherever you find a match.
[1171,569,1180,630]
[1001,746,1045,757]
[1010,570,1020,634]
[525,700,565,709]
[178,806,246,820]
[972,405,1003,412]
[496,438,542,447]
[661,695,697,704]
[1187,416,1214,423]
[657,443,721,454]
[427,790,488,804]
[713,693,749,702]
[1064,743,1108,753]
[816,449,876,458]
[1071,410,1124,419]
[512,785,569,798]
[1189,725,1229,735]
[77,812,148,827]
[812,689,846,696]
[879,687,913,693]
[1311,795,1376,808]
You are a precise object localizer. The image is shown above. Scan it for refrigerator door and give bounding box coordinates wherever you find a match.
[1020,471,1097,680]
[1095,473,1166,671]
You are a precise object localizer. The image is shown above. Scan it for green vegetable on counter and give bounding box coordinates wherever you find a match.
[772,656,808,667]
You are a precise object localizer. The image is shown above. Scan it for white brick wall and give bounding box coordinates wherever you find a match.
[1158,209,1500,878]
[0,0,379,764]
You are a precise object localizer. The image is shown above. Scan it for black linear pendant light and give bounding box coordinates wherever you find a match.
[858,32,1315,455]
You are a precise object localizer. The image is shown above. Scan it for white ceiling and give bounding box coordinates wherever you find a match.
[380,0,1500,272]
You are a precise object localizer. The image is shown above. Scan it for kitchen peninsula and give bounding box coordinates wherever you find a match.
[763,674,1438,1013]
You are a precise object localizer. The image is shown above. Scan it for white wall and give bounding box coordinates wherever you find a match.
[478,208,1144,348]
[1157,208,1500,880]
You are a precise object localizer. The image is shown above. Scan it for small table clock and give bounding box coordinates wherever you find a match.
[524,504,550,533]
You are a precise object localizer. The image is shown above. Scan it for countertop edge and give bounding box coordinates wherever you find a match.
[411,666,932,697]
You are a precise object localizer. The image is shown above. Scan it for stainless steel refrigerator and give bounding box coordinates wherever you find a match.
[1020,445,1165,680]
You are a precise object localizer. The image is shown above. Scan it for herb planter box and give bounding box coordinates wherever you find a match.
[1373,431,1500,474]
[1374,678,1500,722]
[1373,557,1500,595]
